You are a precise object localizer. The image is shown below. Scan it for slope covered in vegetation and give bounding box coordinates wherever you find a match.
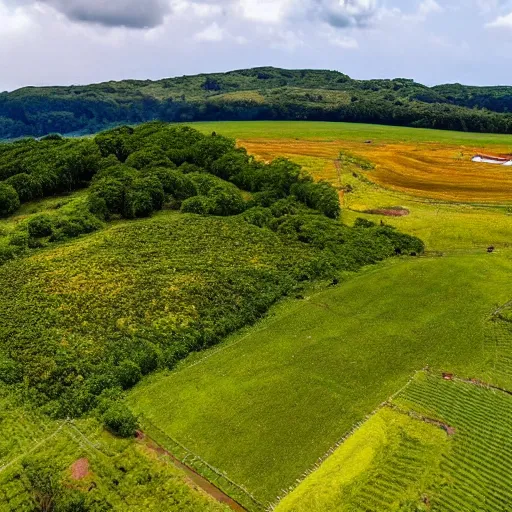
[3,67,512,138]
[0,122,422,421]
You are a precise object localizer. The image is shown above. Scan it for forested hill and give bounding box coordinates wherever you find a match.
[3,66,512,138]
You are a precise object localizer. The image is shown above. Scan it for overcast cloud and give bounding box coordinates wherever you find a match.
[2,0,512,91]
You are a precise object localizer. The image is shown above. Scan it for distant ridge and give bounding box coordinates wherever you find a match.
[2,66,512,138]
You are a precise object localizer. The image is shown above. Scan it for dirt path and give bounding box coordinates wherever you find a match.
[138,432,248,512]
[333,159,344,207]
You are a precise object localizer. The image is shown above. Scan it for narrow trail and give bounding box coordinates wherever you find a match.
[333,159,344,207]
[138,431,248,512]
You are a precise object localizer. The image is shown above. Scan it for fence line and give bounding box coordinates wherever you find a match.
[267,367,427,511]
[140,415,266,511]
[0,421,68,475]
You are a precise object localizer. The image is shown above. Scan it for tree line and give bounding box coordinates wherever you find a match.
[3,67,512,138]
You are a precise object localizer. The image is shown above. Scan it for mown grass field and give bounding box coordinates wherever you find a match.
[276,371,512,512]
[122,121,512,510]
[127,251,512,506]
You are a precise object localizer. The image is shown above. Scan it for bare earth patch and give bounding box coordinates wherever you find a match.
[364,207,410,217]
[70,458,90,480]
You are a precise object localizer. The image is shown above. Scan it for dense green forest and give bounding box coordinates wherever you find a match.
[0,122,423,422]
[3,67,512,138]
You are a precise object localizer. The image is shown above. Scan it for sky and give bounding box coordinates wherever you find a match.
[2,0,512,91]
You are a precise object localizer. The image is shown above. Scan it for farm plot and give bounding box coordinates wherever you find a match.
[277,372,512,512]
[190,121,512,203]
[127,252,512,507]
[189,121,512,253]
[394,372,512,512]
[274,406,448,512]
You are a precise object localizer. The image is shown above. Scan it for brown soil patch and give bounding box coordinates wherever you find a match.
[70,458,90,480]
[364,208,410,217]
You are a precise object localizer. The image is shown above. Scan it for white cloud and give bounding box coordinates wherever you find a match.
[330,34,359,48]
[193,22,225,41]
[238,0,290,23]
[418,0,443,16]
[487,11,512,28]
[0,3,34,35]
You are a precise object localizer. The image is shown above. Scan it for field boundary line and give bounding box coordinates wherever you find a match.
[267,367,427,511]
[490,298,512,318]
[131,296,324,394]
[0,420,69,475]
[139,415,266,511]
[425,366,512,396]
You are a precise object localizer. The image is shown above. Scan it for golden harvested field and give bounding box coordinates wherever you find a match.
[239,138,512,204]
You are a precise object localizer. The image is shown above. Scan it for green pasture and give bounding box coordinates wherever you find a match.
[127,250,512,505]
[188,120,512,146]
[275,406,448,512]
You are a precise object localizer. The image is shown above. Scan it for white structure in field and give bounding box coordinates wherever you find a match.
[472,154,512,166]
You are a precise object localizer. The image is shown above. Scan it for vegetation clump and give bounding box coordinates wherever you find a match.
[0,122,423,418]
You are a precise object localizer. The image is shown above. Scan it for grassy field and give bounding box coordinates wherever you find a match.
[127,250,512,506]
[122,121,512,510]
[276,371,512,512]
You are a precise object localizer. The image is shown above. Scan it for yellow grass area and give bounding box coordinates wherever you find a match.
[238,138,512,253]
[240,138,512,203]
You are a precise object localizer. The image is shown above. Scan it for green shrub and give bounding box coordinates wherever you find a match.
[0,356,22,384]
[242,207,273,228]
[90,177,126,215]
[5,173,43,202]
[103,403,138,438]
[143,167,197,200]
[87,193,109,220]
[270,197,302,218]
[208,187,246,216]
[291,180,340,219]
[92,164,137,184]
[181,196,213,215]
[125,147,172,170]
[28,214,54,238]
[116,360,142,390]
[0,183,20,217]
[123,177,164,219]
[8,231,29,248]
[354,218,377,228]
[51,211,103,241]
[178,162,203,174]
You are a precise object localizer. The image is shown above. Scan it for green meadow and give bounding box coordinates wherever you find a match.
[127,250,512,505]
[188,120,512,145]
[125,120,512,509]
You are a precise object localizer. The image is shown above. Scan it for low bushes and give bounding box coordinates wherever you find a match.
[0,183,20,217]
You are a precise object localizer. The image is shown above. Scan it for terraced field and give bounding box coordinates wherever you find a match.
[277,371,512,512]
[395,373,512,512]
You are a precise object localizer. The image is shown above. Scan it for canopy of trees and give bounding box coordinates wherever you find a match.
[2,67,512,139]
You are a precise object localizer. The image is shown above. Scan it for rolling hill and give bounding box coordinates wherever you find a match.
[3,67,512,139]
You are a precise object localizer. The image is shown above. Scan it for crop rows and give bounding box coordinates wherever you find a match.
[394,373,512,512]
[345,432,434,511]
[485,318,512,385]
